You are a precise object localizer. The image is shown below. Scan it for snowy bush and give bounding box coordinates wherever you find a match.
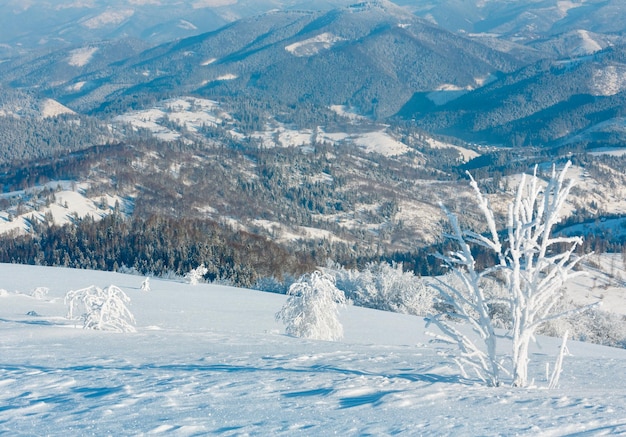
[65,285,136,333]
[140,277,150,292]
[540,301,626,349]
[332,261,435,316]
[275,270,346,341]
[430,162,592,387]
[185,264,208,285]
[30,287,49,299]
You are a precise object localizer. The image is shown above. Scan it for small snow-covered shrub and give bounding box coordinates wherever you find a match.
[332,261,435,316]
[140,277,150,292]
[185,264,208,285]
[540,301,626,349]
[30,287,49,299]
[276,270,346,341]
[65,285,136,333]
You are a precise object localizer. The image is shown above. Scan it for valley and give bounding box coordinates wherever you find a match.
[0,0,626,282]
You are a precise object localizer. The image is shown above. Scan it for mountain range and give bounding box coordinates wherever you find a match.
[2,1,626,277]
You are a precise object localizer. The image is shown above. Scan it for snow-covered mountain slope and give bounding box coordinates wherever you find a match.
[0,182,127,236]
[1,263,625,435]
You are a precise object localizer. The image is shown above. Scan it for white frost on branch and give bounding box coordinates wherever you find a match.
[429,161,595,388]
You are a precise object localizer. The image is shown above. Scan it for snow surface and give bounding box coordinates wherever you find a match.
[39,98,76,118]
[1,263,626,435]
[82,9,135,29]
[350,131,409,156]
[192,0,237,8]
[425,137,479,162]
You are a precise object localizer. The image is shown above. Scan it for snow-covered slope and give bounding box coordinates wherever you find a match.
[0,182,127,236]
[1,263,625,435]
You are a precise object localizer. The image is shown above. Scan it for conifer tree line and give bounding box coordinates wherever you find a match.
[0,213,314,287]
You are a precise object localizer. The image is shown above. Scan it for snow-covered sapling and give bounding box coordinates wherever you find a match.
[140,277,150,292]
[65,284,136,333]
[275,270,346,341]
[430,162,591,388]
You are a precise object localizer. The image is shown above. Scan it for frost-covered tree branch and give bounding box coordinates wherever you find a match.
[428,201,506,387]
[431,161,592,388]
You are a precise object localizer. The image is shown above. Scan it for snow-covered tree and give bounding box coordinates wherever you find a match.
[331,261,435,316]
[430,162,590,387]
[140,277,150,292]
[275,270,346,341]
[65,285,136,333]
[185,264,208,285]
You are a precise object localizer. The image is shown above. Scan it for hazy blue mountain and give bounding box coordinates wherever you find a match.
[398,0,626,60]
[1,1,519,118]
[0,0,355,56]
[403,45,626,147]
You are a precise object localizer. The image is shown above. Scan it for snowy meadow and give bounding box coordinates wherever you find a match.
[1,263,626,436]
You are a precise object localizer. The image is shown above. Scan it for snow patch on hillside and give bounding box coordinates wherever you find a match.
[66,81,86,92]
[557,0,584,16]
[251,219,345,244]
[329,105,367,121]
[251,126,313,148]
[574,29,603,55]
[0,183,126,236]
[285,33,344,57]
[178,19,197,30]
[427,84,469,105]
[591,64,626,96]
[192,0,237,8]
[216,73,237,80]
[82,9,134,29]
[115,97,228,141]
[115,108,180,141]
[352,131,410,157]
[40,99,75,118]
[425,137,479,162]
[67,46,99,67]
[201,57,217,66]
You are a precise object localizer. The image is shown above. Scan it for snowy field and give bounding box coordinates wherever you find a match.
[1,263,626,435]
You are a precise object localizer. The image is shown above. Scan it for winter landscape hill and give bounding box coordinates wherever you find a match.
[2,1,626,433]
[1,262,626,435]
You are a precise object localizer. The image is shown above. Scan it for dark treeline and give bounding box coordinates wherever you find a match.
[0,213,315,287]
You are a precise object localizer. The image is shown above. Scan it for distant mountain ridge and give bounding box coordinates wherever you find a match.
[0,0,356,56]
[0,2,520,120]
[403,45,626,146]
